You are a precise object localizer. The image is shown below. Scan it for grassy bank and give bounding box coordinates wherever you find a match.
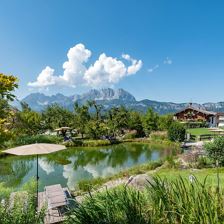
[1,135,117,150]
[186,128,213,136]
[155,167,224,188]
[123,138,180,148]
[76,160,164,192]
[64,139,121,147]
[64,138,180,149]
[1,133,180,150]
[64,137,180,149]
[76,161,224,193]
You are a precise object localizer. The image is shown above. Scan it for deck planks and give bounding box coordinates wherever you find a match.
[38,188,67,224]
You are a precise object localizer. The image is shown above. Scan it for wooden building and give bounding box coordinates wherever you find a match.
[173,104,224,127]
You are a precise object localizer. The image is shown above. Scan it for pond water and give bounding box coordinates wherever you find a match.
[0,143,173,191]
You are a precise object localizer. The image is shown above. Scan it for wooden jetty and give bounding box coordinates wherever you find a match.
[38,184,72,224]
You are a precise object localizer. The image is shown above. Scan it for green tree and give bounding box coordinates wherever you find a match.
[15,102,42,135]
[73,102,90,138]
[158,114,174,131]
[42,104,74,130]
[85,120,108,139]
[107,106,129,137]
[84,100,105,139]
[0,73,18,100]
[168,122,186,142]
[87,100,103,121]
[0,73,18,144]
[128,111,144,137]
[142,108,159,136]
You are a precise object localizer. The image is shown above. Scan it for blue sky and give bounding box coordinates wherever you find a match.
[1,0,224,103]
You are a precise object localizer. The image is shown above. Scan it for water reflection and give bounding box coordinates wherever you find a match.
[0,158,32,188]
[39,158,55,175]
[0,143,172,190]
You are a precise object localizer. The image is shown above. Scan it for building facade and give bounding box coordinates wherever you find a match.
[173,104,224,127]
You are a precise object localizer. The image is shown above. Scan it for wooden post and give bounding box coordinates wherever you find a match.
[36,154,39,211]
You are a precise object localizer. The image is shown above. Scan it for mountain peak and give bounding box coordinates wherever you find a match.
[20,88,136,111]
[79,88,136,101]
[115,88,136,101]
[18,88,224,114]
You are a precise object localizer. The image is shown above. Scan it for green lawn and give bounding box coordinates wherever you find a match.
[186,128,213,136]
[154,168,224,188]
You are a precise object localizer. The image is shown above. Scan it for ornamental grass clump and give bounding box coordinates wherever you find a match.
[66,187,147,224]
[0,180,46,224]
[146,177,224,223]
[66,177,224,224]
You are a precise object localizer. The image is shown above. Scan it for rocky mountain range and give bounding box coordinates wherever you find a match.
[15,88,224,114]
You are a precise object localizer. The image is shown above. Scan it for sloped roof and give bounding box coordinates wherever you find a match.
[174,105,216,116]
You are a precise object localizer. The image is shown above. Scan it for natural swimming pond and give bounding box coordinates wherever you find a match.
[0,143,173,191]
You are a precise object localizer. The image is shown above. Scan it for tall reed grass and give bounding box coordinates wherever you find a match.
[0,180,46,224]
[66,176,224,224]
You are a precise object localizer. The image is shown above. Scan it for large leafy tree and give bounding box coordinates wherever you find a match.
[128,111,144,137]
[107,106,130,137]
[42,104,74,130]
[85,120,108,139]
[0,73,18,120]
[85,100,107,139]
[15,102,42,135]
[142,108,159,136]
[87,100,103,121]
[0,73,18,144]
[0,73,18,100]
[73,102,90,138]
[158,114,174,131]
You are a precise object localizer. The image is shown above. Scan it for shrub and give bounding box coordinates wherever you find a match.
[184,121,208,129]
[165,155,179,168]
[63,140,83,147]
[205,136,224,165]
[196,156,212,169]
[168,122,186,142]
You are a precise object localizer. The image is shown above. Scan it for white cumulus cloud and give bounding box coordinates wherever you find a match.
[28,44,142,88]
[28,66,56,87]
[122,54,143,75]
[84,53,127,86]
[61,43,91,87]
